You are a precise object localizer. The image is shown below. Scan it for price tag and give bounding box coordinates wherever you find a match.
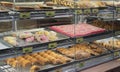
[84,9,91,14]
[79,62,84,68]
[115,31,120,35]
[48,42,57,49]
[75,10,82,14]
[114,51,120,57]
[20,12,30,19]
[46,11,55,17]
[92,9,99,14]
[76,37,84,43]
[116,8,120,13]
[23,47,33,53]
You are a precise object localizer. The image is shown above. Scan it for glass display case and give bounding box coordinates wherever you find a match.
[0,0,120,72]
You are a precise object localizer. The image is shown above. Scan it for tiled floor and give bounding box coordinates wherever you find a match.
[81,60,120,72]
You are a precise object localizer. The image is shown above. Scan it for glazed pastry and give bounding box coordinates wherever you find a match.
[35,31,44,36]
[36,35,49,43]
[6,50,71,67]
[3,36,18,46]
[23,55,32,59]
[35,55,47,65]
[4,36,16,41]
[19,32,33,39]
[30,65,40,72]
[6,58,15,65]
[52,0,107,8]
[46,2,55,6]
[35,30,58,42]
[94,38,120,50]
[56,43,107,60]
[25,36,34,43]
[11,60,20,68]
[49,31,57,36]
[25,57,38,65]
[48,35,58,41]
[21,60,31,68]
[31,53,38,57]
[16,56,25,60]
[44,31,50,36]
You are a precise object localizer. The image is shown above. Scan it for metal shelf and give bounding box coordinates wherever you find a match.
[0,11,13,22]
[83,31,113,42]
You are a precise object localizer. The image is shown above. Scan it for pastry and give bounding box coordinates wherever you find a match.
[30,65,40,72]
[5,50,71,68]
[0,1,13,8]
[3,36,18,46]
[31,53,38,57]
[35,30,58,42]
[6,58,15,65]
[35,31,44,36]
[46,2,55,6]
[92,20,120,31]
[52,0,107,8]
[15,6,34,10]
[11,60,20,68]
[25,36,35,43]
[49,31,57,36]
[36,35,49,43]
[19,32,33,39]
[21,60,31,68]
[48,35,58,41]
[56,43,106,60]
[94,38,120,50]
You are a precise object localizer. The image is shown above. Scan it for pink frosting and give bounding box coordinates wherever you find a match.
[25,36,34,42]
[39,35,49,43]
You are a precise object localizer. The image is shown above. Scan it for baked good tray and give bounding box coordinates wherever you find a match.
[1,28,70,47]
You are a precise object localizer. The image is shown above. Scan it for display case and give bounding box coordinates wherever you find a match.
[0,0,119,72]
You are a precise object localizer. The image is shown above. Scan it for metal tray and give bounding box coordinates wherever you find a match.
[0,49,74,72]
[94,37,120,51]
[1,28,70,47]
[0,39,13,50]
[54,42,109,61]
[17,28,69,47]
